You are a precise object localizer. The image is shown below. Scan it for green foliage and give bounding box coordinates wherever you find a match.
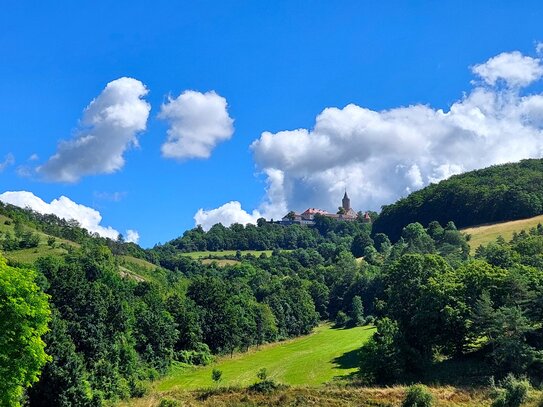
[0,256,51,407]
[491,374,530,407]
[401,384,433,407]
[248,379,284,394]
[374,158,543,241]
[350,295,365,326]
[27,309,93,406]
[385,254,467,362]
[212,368,223,383]
[249,367,285,394]
[158,399,180,407]
[176,344,213,366]
[359,318,404,384]
[257,368,268,381]
[335,310,349,327]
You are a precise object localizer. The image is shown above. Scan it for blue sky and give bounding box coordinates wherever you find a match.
[1,1,543,247]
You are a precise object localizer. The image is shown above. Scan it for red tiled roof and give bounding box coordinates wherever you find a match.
[302,208,329,215]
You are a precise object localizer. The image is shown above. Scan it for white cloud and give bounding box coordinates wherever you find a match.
[0,153,15,172]
[0,191,128,240]
[194,201,261,231]
[536,42,543,55]
[15,165,33,178]
[472,51,543,87]
[28,154,39,161]
[39,77,150,182]
[198,50,543,227]
[93,191,127,202]
[125,229,140,244]
[159,90,234,159]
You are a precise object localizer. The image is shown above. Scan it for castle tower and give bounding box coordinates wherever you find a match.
[342,191,351,211]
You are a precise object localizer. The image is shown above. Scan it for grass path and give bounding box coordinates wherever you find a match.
[462,214,543,253]
[158,324,374,391]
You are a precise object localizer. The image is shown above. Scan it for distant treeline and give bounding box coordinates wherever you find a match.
[151,214,373,255]
[0,201,148,258]
[373,159,543,241]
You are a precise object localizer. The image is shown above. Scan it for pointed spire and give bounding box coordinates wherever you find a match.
[342,190,351,211]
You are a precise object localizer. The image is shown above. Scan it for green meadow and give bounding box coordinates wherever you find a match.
[158,324,374,391]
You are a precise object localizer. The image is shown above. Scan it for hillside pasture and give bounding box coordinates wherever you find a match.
[157,324,374,391]
[462,214,543,253]
[0,213,77,264]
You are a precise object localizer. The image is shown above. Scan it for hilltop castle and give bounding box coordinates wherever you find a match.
[280,191,371,226]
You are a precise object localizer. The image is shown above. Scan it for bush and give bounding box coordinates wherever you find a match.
[249,379,285,394]
[491,374,530,407]
[212,368,223,384]
[335,311,349,327]
[129,380,148,398]
[177,347,214,366]
[257,368,268,381]
[402,384,433,407]
[158,398,180,407]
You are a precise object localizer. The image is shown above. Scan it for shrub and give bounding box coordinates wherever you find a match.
[176,347,213,366]
[257,368,268,381]
[212,368,223,384]
[401,384,433,407]
[249,380,285,394]
[158,398,180,407]
[491,374,530,407]
[335,311,349,327]
[129,380,148,398]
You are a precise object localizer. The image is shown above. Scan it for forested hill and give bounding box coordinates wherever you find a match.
[372,158,543,241]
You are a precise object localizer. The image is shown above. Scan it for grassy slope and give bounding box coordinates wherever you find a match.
[182,250,275,259]
[158,324,374,391]
[0,214,77,264]
[462,214,543,253]
[0,213,162,282]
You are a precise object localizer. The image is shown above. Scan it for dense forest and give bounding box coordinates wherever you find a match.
[373,158,543,241]
[5,158,543,406]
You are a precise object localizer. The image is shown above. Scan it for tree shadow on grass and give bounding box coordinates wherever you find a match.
[332,348,362,370]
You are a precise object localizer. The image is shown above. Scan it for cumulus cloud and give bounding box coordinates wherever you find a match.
[125,229,140,244]
[0,153,15,172]
[194,201,261,231]
[159,90,234,159]
[39,77,151,182]
[0,190,136,241]
[197,49,543,227]
[472,51,543,87]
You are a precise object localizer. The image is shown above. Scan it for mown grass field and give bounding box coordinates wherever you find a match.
[158,324,374,391]
[462,214,543,254]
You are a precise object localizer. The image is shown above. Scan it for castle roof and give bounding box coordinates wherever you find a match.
[302,208,329,216]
